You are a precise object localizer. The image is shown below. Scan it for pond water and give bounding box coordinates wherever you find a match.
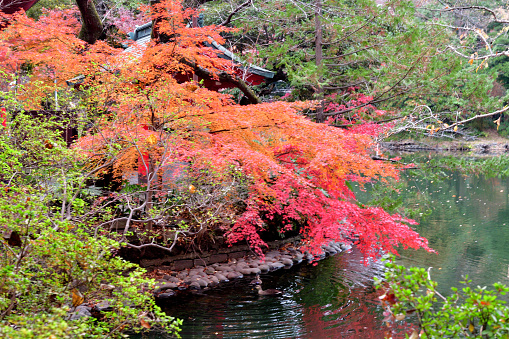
[156,249,391,338]
[146,170,509,338]
[396,171,509,291]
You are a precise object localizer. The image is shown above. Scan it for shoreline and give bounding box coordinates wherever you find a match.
[381,135,509,155]
[147,240,352,299]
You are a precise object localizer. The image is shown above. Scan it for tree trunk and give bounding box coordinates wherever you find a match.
[76,0,103,44]
[315,0,324,123]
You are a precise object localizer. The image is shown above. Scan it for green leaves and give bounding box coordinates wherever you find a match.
[0,108,181,337]
[377,255,509,338]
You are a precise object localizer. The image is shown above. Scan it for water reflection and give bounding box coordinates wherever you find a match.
[139,170,509,338]
[154,249,396,338]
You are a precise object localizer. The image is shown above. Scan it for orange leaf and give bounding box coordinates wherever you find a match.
[71,288,84,307]
[140,318,151,329]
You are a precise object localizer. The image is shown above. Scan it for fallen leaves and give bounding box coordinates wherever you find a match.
[71,288,84,307]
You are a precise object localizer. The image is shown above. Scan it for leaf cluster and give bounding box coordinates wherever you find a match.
[377,256,509,338]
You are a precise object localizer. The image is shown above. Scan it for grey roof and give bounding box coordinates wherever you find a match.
[207,39,274,79]
[123,35,151,58]
[124,21,274,79]
[127,21,153,41]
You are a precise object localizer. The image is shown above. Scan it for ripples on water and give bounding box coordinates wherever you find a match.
[152,249,398,338]
[136,171,509,338]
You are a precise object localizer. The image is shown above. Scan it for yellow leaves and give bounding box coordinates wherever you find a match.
[476,59,488,73]
[71,288,84,307]
[469,322,475,333]
[188,184,196,193]
[468,59,474,65]
[146,134,157,145]
[494,117,501,131]
[454,125,458,132]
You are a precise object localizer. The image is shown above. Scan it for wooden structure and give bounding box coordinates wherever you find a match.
[125,21,275,91]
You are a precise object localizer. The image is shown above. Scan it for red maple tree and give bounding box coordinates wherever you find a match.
[0,0,432,260]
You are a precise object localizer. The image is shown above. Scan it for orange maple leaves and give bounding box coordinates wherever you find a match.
[0,0,432,260]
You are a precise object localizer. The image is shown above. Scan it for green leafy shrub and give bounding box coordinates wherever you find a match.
[376,256,509,338]
[0,108,181,338]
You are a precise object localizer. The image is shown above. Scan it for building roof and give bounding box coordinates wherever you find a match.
[124,21,275,80]
[2,0,40,15]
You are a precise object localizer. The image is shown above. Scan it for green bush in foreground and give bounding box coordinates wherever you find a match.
[0,187,182,338]
[376,257,509,338]
[0,109,181,338]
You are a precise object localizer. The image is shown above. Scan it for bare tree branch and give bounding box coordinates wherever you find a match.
[428,5,509,24]
[220,0,251,26]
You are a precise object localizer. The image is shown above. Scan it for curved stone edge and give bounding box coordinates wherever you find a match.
[150,240,352,299]
[139,235,303,269]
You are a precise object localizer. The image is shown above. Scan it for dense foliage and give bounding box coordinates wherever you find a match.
[377,257,509,338]
[204,0,508,135]
[3,0,509,337]
[0,0,439,336]
[0,110,182,337]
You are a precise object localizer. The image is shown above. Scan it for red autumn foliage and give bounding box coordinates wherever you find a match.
[0,0,432,260]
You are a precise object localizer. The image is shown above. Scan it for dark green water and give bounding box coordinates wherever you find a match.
[156,249,395,338]
[396,171,509,290]
[150,171,509,338]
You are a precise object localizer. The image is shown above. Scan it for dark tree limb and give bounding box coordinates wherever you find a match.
[180,58,261,104]
[76,0,103,44]
[220,0,251,26]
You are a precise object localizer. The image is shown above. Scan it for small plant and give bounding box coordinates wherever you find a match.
[376,255,509,338]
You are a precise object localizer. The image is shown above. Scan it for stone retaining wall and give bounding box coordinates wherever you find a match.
[141,235,302,269]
